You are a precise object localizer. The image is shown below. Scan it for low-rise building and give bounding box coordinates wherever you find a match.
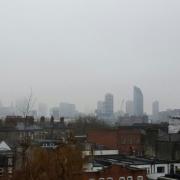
[87,128,143,156]
[0,141,14,178]
[82,164,147,180]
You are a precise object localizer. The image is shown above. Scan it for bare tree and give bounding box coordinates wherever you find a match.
[16,88,36,118]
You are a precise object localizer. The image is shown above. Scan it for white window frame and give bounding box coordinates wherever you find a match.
[119,177,125,180]
[137,176,143,180]
[127,176,133,180]
[8,158,13,166]
[107,177,113,180]
[8,167,13,174]
[157,166,165,173]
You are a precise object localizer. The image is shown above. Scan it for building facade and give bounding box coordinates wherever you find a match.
[87,128,143,156]
[133,86,144,116]
[59,102,77,118]
[83,164,147,180]
[104,93,114,118]
[126,101,134,116]
[152,101,159,121]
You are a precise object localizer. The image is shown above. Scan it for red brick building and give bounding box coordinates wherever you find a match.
[87,128,143,155]
[82,164,147,180]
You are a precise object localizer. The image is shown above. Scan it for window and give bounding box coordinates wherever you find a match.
[127,176,133,180]
[119,177,125,180]
[146,168,150,174]
[8,158,13,166]
[107,178,113,180]
[8,167,13,174]
[137,176,143,180]
[99,178,105,180]
[121,137,126,144]
[157,166,165,173]
[0,168,4,176]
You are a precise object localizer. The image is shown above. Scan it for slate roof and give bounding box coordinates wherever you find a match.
[0,141,11,151]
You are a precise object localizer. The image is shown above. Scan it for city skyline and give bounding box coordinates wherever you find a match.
[0,86,175,115]
[0,87,163,116]
[1,0,180,113]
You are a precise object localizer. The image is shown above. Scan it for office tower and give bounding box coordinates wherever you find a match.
[38,103,48,117]
[96,101,105,118]
[50,107,60,120]
[152,101,159,120]
[97,101,105,114]
[104,93,114,118]
[133,86,144,116]
[126,100,134,116]
[59,103,77,118]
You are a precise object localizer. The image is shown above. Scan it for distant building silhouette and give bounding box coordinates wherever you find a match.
[126,100,134,116]
[96,101,105,117]
[104,93,114,118]
[50,107,60,120]
[133,86,143,116]
[152,101,159,121]
[59,102,77,118]
[96,93,114,120]
[38,103,48,117]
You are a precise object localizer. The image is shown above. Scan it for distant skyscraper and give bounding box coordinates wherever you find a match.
[152,101,159,120]
[133,86,144,116]
[38,103,48,117]
[59,103,77,118]
[104,93,114,118]
[96,101,105,118]
[126,100,133,116]
[97,101,105,113]
[50,107,60,120]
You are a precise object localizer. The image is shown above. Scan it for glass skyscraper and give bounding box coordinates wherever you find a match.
[133,86,144,116]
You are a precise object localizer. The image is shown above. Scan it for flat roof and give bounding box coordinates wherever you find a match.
[95,155,180,165]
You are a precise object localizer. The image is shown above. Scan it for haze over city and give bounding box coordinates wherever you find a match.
[1,0,180,113]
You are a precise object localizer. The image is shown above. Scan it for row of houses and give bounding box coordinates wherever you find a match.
[1,139,179,180]
[0,116,179,179]
[82,149,180,180]
[87,124,180,160]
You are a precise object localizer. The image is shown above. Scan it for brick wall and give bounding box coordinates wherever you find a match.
[87,130,118,149]
[82,164,147,180]
[117,128,143,155]
[87,128,143,155]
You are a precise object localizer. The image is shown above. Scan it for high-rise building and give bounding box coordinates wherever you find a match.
[96,93,114,120]
[50,107,60,120]
[126,100,134,116]
[96,101,105,118]
[59,103,77,118]
[38,103,48,117]
[104,93,114,118]
[152,101,159,121]
[133,86,143,116]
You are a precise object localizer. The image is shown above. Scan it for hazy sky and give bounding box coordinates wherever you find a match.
[0,0,180,113]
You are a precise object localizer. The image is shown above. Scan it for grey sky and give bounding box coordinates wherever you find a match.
[0,0,180,113]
